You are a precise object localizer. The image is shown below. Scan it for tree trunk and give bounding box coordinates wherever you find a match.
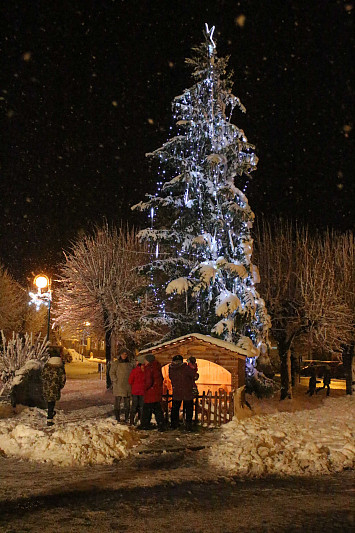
[105,328,112,389]
[103,308,112,389]
[291,349,300,387]
[343,343,354,395]
[278,329,304,400]
[279,349,291,400]
[286,349,293,399]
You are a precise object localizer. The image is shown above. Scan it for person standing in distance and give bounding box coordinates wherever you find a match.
[41,353,66,426]
[128,355,146,425]
[109,349,133,423]
[140,354,165,431]
[169,354,197,431]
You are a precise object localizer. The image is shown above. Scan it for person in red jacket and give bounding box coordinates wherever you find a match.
[128,356,145,425]
[140,353,165,431]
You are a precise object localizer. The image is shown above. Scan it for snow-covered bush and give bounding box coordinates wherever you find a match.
[245,358,278,398]
[0,331,49,395]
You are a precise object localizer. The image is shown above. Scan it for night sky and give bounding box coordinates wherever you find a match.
[1,1,353,282]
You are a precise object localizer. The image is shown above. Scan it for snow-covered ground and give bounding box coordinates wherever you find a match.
[209,396,355,477]
[0,389,354,477]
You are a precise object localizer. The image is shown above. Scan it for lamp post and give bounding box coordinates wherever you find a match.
[29,274,52,341]
[81,321,91,361]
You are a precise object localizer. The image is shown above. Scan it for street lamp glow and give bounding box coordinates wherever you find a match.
[30,274,52,341]
[34,274,49,290]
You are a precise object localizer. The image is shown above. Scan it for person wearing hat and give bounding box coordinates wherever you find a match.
[140,353,165,431]
[169,354,198,431]
[41,354,66,426]
[128,355,146,425]
[109,349,133,423]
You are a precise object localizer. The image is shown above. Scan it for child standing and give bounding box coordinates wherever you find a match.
[42,355,66,426]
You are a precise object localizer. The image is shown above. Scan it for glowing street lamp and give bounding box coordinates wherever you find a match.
[81,321,91,360]
[34,275,49,290]
[29,274,52,341]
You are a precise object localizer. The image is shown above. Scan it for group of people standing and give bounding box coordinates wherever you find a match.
[40,346,200,430]
[306,366,332,396]
[109,350,199,431]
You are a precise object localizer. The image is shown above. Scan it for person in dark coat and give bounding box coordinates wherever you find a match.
[128,355,145,425]
[169,354,197,430]
[109,350,133,422]
[305,367,319,396]
[316,366,331,396]
[140,354,165,430]
[41,356,66,426]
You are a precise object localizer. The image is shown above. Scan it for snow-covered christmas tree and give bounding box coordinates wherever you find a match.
[133,25,271,360]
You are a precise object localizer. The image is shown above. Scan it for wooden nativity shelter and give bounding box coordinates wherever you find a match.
[139,333,249,391]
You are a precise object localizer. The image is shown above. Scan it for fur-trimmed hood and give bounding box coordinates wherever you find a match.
[48,356,63,366]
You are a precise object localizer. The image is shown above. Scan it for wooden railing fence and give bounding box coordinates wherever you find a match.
[162,390,234,427]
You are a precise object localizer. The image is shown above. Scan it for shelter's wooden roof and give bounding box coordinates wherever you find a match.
[139,333,247,357]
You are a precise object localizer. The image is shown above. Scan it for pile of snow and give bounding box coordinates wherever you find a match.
[209,396,355,477]
[11,359,43,387]
[67,348,84,362]
[0,405,138,466]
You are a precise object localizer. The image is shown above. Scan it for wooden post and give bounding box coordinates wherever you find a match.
[218,391,222,426]
[214,391,218,426]
[207,392,212,426]
[228,391,234,421]
[194,396,199,425]
[201,392,206,425]
[222,390,227,424]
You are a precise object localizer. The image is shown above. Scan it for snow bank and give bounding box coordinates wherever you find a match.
[209,397,355,477]
[67,348,84,361]
[12,359,43,386]
[0,406,138,466]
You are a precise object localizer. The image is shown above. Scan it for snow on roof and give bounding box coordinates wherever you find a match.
[139,333,248,356]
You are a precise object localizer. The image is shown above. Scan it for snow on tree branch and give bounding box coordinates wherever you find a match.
[0,331,48,394]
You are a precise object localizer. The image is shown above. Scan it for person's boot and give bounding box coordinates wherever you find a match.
[124,410,130,424]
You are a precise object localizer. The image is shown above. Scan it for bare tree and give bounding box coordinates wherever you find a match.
[254,220,353,399]
[0,264,48,341]
[54,224,158,385]
[0,331,48,395]
[0,265,26,336]
[326,231,355,394]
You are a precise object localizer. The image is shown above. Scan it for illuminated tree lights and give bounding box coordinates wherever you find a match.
[133,25,271,356]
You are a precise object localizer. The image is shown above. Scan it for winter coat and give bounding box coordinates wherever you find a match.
[323,370,331,386]
[144,360,163,403]
[110,359,133,397]
[41,358,66,402]
[308,375,317,391]
[128,365,145,396]
[169,361,197,401]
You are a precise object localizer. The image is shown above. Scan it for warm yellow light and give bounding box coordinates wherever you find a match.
[34,274,49,290]
[84,321,91,326]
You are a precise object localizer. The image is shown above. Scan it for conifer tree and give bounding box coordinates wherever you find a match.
[133,25,271,358]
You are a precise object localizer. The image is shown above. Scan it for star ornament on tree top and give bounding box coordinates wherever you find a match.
[205,23,216,54]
